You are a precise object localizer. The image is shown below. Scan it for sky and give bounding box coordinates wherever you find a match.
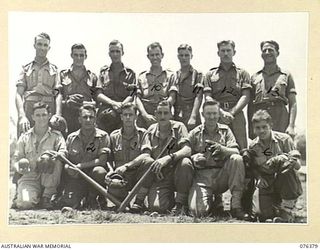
[8,12,308,135]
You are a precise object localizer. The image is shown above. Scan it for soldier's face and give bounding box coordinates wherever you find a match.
[32,108,51,127]
[155,105,171,126]
[218,44,235,64]
[79,109,96,130]
[253,120,272,140]
[71,48,87,67]
[109,44,123,63]
[121,107,137,128]
[147,47,163,67]
[178,49,192,68]
[34,37,50,58]
[261,43,279,64]
[202,104,220,126]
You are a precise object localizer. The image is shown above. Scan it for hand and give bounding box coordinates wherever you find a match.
[151,155,171,174]
[65,163,79,177]
[264,154,288,174]
[285,125,296,138]
[187,117,197,130]
[205,140,227,161]
[115,165,128,175]
[19,116,30,133]
[220,110,234,125]
[191,153,207,169]
[66,94,84,108]
[111,101,122,112]
[256,177,269,189]
[143,114,157,124]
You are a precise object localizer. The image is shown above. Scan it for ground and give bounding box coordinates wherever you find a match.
[8,174,307,225]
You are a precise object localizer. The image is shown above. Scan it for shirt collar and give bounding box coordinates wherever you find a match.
[256,130,278,146]
[74,128,104,139]
[154,120,178,138]
[218,62,237,72]
[147,67,168,77]
[108,63,129,74]
[262,65,282,75]
[33,58,49,68]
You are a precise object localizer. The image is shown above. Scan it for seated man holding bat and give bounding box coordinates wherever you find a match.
[187,98,249,220]
[12,102,67,210]
[242,109,302,222]
[57,103,112,209]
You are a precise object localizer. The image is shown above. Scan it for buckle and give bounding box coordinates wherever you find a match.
[223,102,229,109]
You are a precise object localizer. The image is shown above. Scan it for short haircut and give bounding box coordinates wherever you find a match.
[32,102,51,114]
[260,40,280,52]
[34,32,51,44]
[121,102,137,113]
[147,42,163,54]
[217,40,235,50]
[252,109,273,125]
[202,98,220,111]
[79,103,97,116]
[71,43,87,56]
[109,39,124,53]
[157,100,172,110]
[177,44,192,53]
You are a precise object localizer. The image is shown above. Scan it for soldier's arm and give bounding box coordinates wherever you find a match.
[229,89,250,116]
[15,86,26,119]
[55,93,63,116]
[136,96,151,118]
[167,91,176,106]
[189,89,203,121]
[97,92,121,107]
[122,151,152,171]
[287,93,297,130]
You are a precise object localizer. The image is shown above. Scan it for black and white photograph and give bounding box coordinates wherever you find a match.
[8,11,307,226]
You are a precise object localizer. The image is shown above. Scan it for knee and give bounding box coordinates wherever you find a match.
[176,158,194,174]
[230,154,243,163]
[91,166,107,183]
[188,187,210,217]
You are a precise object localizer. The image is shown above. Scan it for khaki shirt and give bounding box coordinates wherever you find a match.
[188,123,238,167]
[203,63,251,104]
[66,128,110,165]
[109,126,149,168]
[251,66,296,105]
[96,63,136,102]
[60,66,97,101]
[16,59,60,99]
[141,120,189,159]
[169,66,204,107]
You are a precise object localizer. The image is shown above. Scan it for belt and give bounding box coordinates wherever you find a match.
[219,101,237,110]
[254,100,286,107]
[25,95,54,102]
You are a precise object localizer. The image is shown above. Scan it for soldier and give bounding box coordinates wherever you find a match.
[57,104,111,209]
[59,43,97,135]
[203,40,251,150]
[169,44,203,131]
[245,110,302,222]
[248,40,297,139]
[106,102,154,211]
[141,100,193,214]
[95,40,136,134]
[136,42,176,129]
[15,32,63,136]
[187,99,249,220]
[12,102,66,210]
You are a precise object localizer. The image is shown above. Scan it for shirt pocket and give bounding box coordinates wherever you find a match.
[25,69,36,89]
[273,75,288,97]
[43,69,57,88]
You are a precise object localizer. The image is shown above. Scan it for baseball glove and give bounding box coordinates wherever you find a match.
[66,94,84,108]
[49,115,67,134]
[17,158,31,174]
[36,151,56,174]
[105,172,128,188]
[191,153,207,169]
[205,140,227,161]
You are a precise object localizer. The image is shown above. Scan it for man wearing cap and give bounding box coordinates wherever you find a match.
[59,43,97,135]
[248,40,297,139]
[95,40,136,134]
[136,42,176,129]
[12,102,66,210]
[169,44,203,131]
[203,40,251,150]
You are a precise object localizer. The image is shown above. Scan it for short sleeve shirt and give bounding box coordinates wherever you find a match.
[66,128,110,165]
[60,66,98,101]
[251,66,296,105]
[96,64,136,103]
[14,127,67,175]
[169,66,204,107]
[140,120,189,159]
[137,68,175,113]
[249,130,295,169]
[203,63,251,103]
[16,59,60,98]
[109,127,149,168]
[188,123,238,167]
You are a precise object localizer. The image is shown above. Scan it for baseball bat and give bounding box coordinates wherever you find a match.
[57,154,122,207]
[117,136,176,212]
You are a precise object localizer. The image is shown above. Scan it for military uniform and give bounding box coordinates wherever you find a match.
[96,64,136,134]
[13,127,66,209]
[187,123,245,217]
[203,63,251,149]
[141,120,193,213]
[59,128,110,208]
[249,131,302,220]
[108,126,153,201]
[60,66,98,134]
[16,59,60,135]
[137,69,176,128]
[169,66,203,128]
[248,66,296,138]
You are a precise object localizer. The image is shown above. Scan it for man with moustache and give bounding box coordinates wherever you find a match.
[95,40,136,134]
[248,41,297,139]
[169,44,203,131]
[136,42,176,129]
[59,43,97,135]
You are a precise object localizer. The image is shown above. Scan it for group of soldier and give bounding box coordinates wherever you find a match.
[11,32,303,223]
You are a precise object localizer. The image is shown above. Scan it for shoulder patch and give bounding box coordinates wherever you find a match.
[100,65,110,73]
